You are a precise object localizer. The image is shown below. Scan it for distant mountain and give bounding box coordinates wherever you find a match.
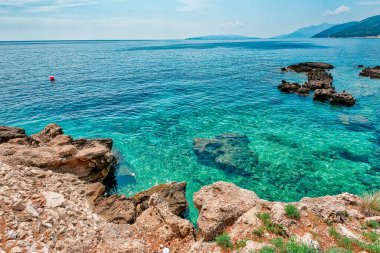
[313,22,358,38]
[186,35,259,40]
[274,23,334,39]
[313,15,380,38]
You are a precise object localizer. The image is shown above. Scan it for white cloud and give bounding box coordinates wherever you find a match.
[219,21,244,31]
[0,0,98,12]
[357,0,380,5]
[178,0,209,12]
[322,5,351,16]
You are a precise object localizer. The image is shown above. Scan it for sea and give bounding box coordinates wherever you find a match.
[0,39,379,223]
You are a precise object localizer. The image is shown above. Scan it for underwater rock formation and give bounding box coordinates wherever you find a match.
[193,134,258,176]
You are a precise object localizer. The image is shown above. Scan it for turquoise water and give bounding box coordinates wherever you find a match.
[0,39,379,223]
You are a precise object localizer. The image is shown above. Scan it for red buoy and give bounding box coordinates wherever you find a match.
[50,76,55,81]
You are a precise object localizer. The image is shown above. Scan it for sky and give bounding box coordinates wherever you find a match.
[0,0,380,40]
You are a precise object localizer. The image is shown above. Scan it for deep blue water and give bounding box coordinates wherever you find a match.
[0,39,379,222]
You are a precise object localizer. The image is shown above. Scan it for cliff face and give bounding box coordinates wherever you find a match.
[1,124,379,253]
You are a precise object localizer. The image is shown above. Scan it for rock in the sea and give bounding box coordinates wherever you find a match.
[313,88,336,101]
[278,80,301,93]
[287,62,334,73]
[92,182,188,224]
[306,70,333,90]
[193,134,258,176]
[0,123,116,182]
[281,62,356,106]
[0,126,27,144]
[194,181,259,241]
[360,66,380,79]
[297,86,311,95]
[331,92,356,106]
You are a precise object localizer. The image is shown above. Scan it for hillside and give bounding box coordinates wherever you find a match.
[314,15,380,38]
[274,23,334,39]
[313,22,358,38]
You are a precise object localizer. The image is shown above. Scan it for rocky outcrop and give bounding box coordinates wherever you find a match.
[128,194,195,253]
[192,181,373,253]
[313,88,336,101]
[1,158,378,253]
[278,80,301,93]
[306,70,333,90]
[278,81,311,95]
[0,162,196,253]
[280,62,356,106]
[286,62,334,73]
[0,124,116,182]
[0,126,27,144]
[331,92,356,106]
[193,134,258,176]
[360,66,380,79]
[194,182,259,241]
[90,182,188,224]
[1,124,378,252]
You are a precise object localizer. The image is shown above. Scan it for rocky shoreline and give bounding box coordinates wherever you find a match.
[1,124,380,253]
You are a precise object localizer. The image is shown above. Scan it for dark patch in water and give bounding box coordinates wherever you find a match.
[125,41,325,52]
[313,146,369,164]
[261,133,299,149]
[193,133,258,176]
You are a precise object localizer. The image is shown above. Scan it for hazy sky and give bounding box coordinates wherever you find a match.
[0,0,379,40]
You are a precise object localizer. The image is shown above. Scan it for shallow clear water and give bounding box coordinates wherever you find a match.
[0,39,379,223]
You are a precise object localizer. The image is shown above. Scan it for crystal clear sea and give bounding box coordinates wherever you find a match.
[0,39,379,223]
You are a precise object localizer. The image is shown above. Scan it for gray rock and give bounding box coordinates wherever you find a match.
[43,192,65,208]
[6,230,17,240]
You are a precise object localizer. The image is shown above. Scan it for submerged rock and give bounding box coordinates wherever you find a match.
[193,134,258,176]
[287,62,334,73]
[360,66,380,79]
[0,123,116,182]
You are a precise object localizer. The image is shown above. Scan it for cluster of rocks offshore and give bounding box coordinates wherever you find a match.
[359,66,380,79]
[279,62,356,106]
[2,124,380,253]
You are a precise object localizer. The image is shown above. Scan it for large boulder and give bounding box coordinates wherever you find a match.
[193,134,258,176]
[91,182,188,224]
[0,126,27,144]
[287,62,334,73]
[360,66,380,79]
[128,194,195,253]
[194,182,259,241]
[0,124,116,182]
